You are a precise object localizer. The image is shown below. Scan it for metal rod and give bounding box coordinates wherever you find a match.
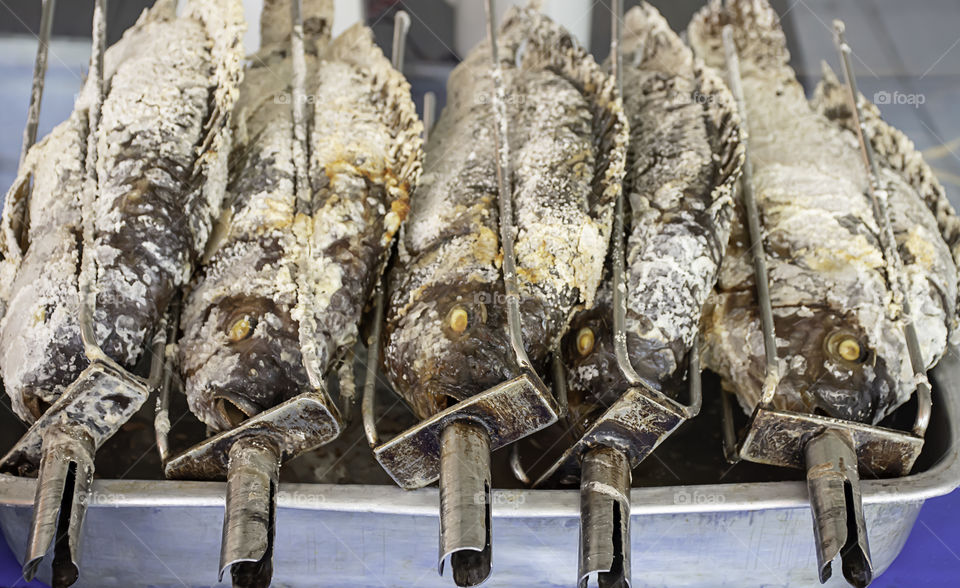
[361,11,415,448]
[392,11,411,72]
[289,0,310,215]
[152,298,181,466]
[719,389,741,464]
[219,438,281,587]
[19,0,56,168]
[362,282,385,448]
[805,429,872,587]
[77,0,108,364]
[423,91,436,143]
[22,426,95,586]
[578,446,631,588]
[832,21,931,438]
[684,334,703,419]
[438,421,492,587]
[607,0,646,389]
[721,26,780,407]
[483,0,532,373]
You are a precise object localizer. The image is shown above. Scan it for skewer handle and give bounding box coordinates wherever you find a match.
[219,438,281,586]
[23,426,95,587]
[805,429,872,587]
[439,422,492,587]
[579,447,631,588]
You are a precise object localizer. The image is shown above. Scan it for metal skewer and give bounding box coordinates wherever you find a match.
[832,21,932,438]
[360,12,414,450]
[720,24,870,586]
[525,4,700,586]
[19,0,55,168]
[437,3,509,582]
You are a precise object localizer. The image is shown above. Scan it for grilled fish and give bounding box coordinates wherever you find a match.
[383,7,627,419]
[180,8,422,431]
[688,0,957,424]
[561,3,742,432]
[0,0,245,422]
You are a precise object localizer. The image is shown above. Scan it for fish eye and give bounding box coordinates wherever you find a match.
[447,305,469,334]
[227,315,256,342]
[576,327,595,357]
[825,330,866,364]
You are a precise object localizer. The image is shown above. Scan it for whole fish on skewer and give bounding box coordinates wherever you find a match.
[561,2,742,434]
[687,0,958,424]
[180,5,422,431]
[383,6,627,420]
[0,0,245,423]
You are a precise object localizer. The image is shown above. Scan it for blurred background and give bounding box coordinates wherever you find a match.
[0,0,958,586]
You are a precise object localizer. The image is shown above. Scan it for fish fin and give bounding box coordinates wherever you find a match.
[812,61,960,329]
[622,2,693,73]
[698,59,745,249]
[687,0,789,72]
[260,0,334,51]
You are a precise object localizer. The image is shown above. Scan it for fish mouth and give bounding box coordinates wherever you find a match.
[212,391,263,429]
[21,391,51,421]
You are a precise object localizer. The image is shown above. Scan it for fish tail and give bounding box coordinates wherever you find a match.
[687,0,789,72]
[260,0,333,50]
[622,2,690,69]
[698,59,744,241]
[812,61,960,332]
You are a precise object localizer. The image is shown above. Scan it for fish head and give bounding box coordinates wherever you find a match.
[385,280,548,419]
[560,301,625,431]
[181,292,308,431]
[773,307,897,423]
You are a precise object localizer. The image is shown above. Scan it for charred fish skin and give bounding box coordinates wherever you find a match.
[180,0,335,432]
[561,3,742,429]
[812,63,960,347]
[0,112,87,420]
[383,8,626,420]
[0,1,246,423]
[688,0,952,424]
[297,23,423,390]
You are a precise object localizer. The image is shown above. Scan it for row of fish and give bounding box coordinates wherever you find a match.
[0,0,956,586]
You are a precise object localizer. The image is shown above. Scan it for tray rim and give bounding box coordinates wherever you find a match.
[0,353,956,519]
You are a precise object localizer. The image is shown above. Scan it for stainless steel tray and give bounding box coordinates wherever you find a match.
[1,346,957,588]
